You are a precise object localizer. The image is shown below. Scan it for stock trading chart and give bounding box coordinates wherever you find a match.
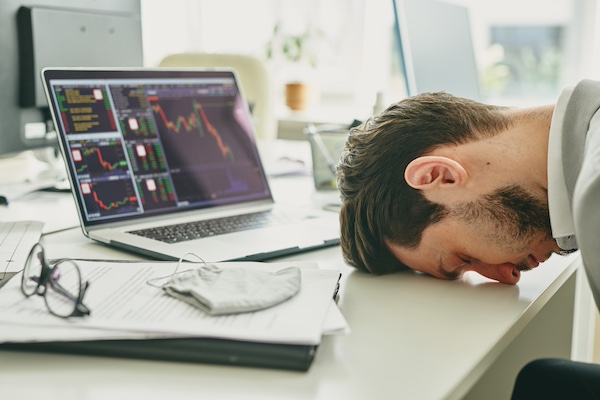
[52,77,269,222]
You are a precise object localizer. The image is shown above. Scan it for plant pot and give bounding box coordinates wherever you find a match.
[285,82,311,111]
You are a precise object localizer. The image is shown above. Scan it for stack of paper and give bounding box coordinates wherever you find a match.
[0,260,348,370]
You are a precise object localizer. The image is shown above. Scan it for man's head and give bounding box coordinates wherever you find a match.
[336,92,561,283]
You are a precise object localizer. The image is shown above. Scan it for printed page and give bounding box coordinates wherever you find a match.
[0,297,348,343]
[0,261,341,345]
[0,221,44,274]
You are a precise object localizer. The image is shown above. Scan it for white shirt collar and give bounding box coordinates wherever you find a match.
[548,86,576,240]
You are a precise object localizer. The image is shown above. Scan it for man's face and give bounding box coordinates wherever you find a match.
[386,185,564,284]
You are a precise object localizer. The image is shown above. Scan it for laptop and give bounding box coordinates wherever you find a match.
[42,68,339,261]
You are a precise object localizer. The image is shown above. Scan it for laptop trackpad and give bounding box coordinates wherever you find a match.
[218,224,328,254]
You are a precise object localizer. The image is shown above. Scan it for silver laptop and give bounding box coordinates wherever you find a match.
[42,68,339,261]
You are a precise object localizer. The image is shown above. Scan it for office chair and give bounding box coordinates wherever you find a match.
[158,53,277,140]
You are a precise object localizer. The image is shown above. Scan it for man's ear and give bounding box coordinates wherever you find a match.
[404,156,467,190]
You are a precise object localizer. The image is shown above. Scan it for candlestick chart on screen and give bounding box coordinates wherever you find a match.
[149,95,236,166]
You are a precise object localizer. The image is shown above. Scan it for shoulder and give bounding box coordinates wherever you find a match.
[572,141,600,303]
[575,79,600,89]
[570,81,600,301]
[562,81,600,134]
[572,126,600,235]
[571,80,600,100]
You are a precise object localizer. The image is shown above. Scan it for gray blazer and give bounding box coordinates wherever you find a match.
[563,79,600,308]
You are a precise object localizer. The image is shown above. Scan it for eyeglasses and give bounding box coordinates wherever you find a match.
[21,243,91,318]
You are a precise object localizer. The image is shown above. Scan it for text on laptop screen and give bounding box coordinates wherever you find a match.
[47,72,271,224]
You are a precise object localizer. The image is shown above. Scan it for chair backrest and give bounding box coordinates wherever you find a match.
[158,53,276,140]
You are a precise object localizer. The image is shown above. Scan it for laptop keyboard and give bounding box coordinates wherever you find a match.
[129,210,310,244]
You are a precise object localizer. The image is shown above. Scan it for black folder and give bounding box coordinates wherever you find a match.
[0,337,317,371]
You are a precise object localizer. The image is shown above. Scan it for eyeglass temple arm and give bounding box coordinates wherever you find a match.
[51,280,91,316]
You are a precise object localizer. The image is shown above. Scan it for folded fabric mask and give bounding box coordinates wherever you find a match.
[161,264,301,315]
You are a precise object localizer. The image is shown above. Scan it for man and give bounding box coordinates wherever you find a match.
[336,80,600,398]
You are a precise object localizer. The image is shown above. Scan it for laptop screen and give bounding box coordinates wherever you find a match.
[43,69,272,226]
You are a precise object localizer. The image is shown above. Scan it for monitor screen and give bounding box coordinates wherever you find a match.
[43,69,271,226]
[0,0,143,158]
[393,0,481,101]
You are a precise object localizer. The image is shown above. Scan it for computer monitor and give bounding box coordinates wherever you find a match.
[0,0,143,158]
[393,0,481,101]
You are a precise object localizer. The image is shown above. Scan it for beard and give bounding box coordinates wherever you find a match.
[452,185,554,255]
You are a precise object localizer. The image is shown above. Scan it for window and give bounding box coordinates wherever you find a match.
[455,0,590,105]
[484,26,564,100]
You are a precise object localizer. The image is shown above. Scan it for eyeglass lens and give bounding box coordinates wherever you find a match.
[22,243,44,296]
[21,244,84,318]
[45,260,83,318]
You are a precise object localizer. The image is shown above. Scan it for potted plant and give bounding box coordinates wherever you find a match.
[266,23,321,111]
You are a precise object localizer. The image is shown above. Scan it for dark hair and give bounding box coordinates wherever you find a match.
[336,92,510,274]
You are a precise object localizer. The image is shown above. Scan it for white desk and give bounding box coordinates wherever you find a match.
[0,175,580,400]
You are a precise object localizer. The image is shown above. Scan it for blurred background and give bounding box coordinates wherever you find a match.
[142,0,599,120]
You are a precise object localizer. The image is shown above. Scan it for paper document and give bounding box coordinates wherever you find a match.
[0,220,44,275]
[0,298,348,344]
[0,260,343,345]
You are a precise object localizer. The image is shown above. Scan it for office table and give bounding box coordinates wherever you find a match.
[0,175,580,400]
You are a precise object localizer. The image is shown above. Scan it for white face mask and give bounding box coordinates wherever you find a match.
[159,264,301,316]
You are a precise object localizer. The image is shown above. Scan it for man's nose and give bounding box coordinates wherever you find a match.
[472,261,521,285]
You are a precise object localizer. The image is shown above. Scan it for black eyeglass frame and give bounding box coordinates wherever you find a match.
[21,243,91,318]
